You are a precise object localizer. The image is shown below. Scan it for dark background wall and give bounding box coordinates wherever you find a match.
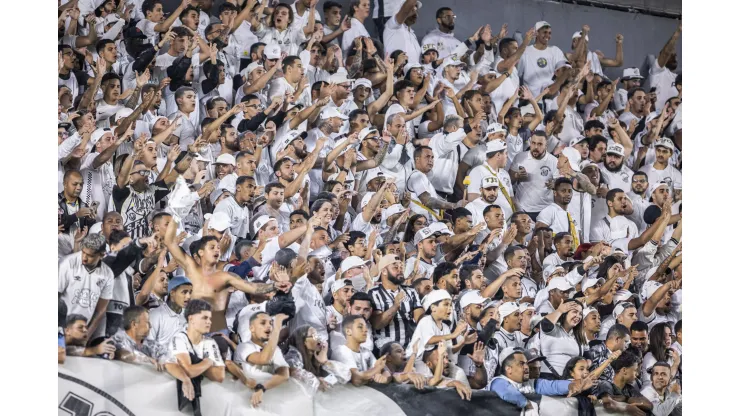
[162,0,681,80]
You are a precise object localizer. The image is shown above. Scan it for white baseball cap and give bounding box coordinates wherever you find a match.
[535,21,551,31]
[428,222,453,236]
[546,277,572,292]
[214,154,236,166]
[331,278,353,294]
[253,215,276,233]
[480,174,499,189]
[264,43,281,60]
[359,127,379,141]
[613,289,636,303]
[422,289,452,311]
[572,31,589,42]
[320,107,348,120]
[561,147,582,172]
[274,130,303,155]
[582,277,605,291]
[340,256,368,273]
[90,128,112,146]
[403,62,424,77]
[353,78,372,90]
[554,60,572,71]
[543,265,566,282]
[640,281,663,303]
[359,192,375,209]
[612,301,636,318]
[606,144,625,157]
[216,174,237,194]
[486,123,507,135]
[519,303,535,313]
[622,67,644,80]
[569,135,589,147]
[204,212,230,232]
[459,290,488,310]
[329,72,350,84]
[486,140,507,153]
[436,55,464,77]
[382,204,406,222]
[498,302,520,319]
[654,137,675,152]
[498,346,526,364]
[413,227,436,246]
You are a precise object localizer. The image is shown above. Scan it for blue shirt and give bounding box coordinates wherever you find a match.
[489,377,571,408]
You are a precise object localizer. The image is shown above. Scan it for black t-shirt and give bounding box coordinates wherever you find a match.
[112,181,170,238]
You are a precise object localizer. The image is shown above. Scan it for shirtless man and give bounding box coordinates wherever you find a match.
[164,217,291,332]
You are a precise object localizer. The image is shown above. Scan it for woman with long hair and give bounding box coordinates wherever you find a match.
[252,2,317,56]
[283,325,351,394]
[403,214,428,253]
[640,322,680,387]
[538,299,584,380]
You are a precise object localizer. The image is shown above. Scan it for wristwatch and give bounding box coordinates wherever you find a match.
[254,383,266,393]
[502,71,510,77]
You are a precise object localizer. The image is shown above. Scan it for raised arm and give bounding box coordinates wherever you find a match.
[77,56,105,111]
[657,23,681,68]
[301,0,318,36]
[498,27,535,73]
[246,315,287,365]
[163,213,197,271]
[598,34,624,67]
[154,0,188,33]
[394,0,418,25]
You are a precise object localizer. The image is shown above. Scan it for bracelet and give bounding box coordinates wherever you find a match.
[503,71,509,77]
[254,383,266,392]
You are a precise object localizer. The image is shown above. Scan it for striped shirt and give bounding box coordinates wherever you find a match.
[368,284,422,350]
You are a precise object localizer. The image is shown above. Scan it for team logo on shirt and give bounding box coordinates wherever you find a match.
[537,58,547,68]
[540,167,551,177]
[96,278,106,289]
[620,172,630,183]
[73,275,82,281]
[662,177,673,188]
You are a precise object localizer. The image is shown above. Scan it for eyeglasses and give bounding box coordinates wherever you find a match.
[131,170,150,176]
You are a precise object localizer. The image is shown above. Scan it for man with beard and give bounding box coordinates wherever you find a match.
[535,178,580,244]
[650,23,681,112]
[600,144,634,194]
[543,232,575,268]
[421,7,463,60]
[640,280,681,330]
[629,321,650,359]
[465,140,514,220]
[408,146,459,221]
[353,182,391,234]
[369,254,424,350]
[404,227,438,281]
[217,125,240,157]
[591,189,639,245]
[237,311,290,407]
[639,138,682,190]
[627,172,651,232]
[383,0,422,65]
[466,174,500,244]
[255,182,293,233]
[585,324,631,383]
[511,132,558,220]
[163,217,290,333]
[112,306,181,374]
[147,277,193,349]
[618,88,649,126]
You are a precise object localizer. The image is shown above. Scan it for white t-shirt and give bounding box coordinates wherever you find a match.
[170,332,225,366]
[517,45,566,97]
[420,29,463,60]
[234,302,267,343]
[79,154,116,220]
[333,344,376,372]
[537,203,581,236]
[648,59,678,112]
[383,14,422,65]
[466,197,492,244]
[639,163,682,190]
[341,18,371,55]
[213,197,250,239]
[406,315,452,360]
[429,130,468,194]
[511,151,558,212]
[58,252,115,321]
[146,302,187,349]
[290,275,329,341]
[236,338,289,381]
[590,215,639,245]
[406,170,441,221]
[467,164,514,220]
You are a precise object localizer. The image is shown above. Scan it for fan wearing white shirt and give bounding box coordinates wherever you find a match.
[517,21,566,98]
[566,26,623,77]
[341,0,372,55]
[137,0,188,46]
[600,144,634,196]
[639,138,682,190]
[535,178,581,245]
[238,312,290,407]
[649,23,681,112]
[170,299,226,385]
[466,174,499,245]
[407,146,459,220]
[543,233,575,269]
[334,315,391,385]
[383,0,422,65]
[213,175,256,239]
[510,132,558,217]
[614,68,644,114]
[420,7,463,60]
[590,188,639,244]
[252,2,316,56]
[466,140,515,221]
[429,115,476,197]
[618,87,649,126]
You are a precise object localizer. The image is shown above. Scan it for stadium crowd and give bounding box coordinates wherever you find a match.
[57,0,683,414]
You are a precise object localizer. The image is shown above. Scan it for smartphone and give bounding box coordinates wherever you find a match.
[324,374,338,385]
